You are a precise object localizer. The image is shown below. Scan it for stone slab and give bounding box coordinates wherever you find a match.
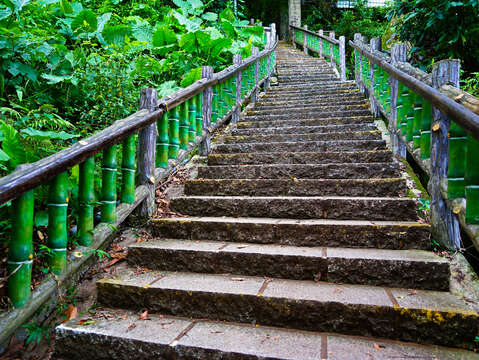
[231,123,375,136]
[236,116,374,128]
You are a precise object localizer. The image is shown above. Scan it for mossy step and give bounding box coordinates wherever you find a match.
[170,196,419,221]
[96,271,479,350]
[207,150,394,165]
[184,178,406,197]
[214,139,386,154]
[237,116,374,128]
[128,240,449,290]
[150,217,431,250]
[232,123,375,136]
[222,130,381,144]
[197,163,400,180]
[56,312,479,360]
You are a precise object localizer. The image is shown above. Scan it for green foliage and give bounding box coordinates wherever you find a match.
[388,0,479,75]
[23,321,50,345]
[83,248,110,260]
[462,72,479,97]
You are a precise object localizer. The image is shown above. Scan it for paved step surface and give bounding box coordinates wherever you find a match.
[55,42,479,358]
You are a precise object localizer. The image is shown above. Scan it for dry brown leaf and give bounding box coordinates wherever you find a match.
[65,305,78,320]
[231,277,245,281]
[138,310,149,321]
[127,322,137,332]
[373,343,385,350]
[333,288,343,294]
[122,313,127,320]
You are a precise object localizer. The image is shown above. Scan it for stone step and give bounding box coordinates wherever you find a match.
[257,94,365,104]
[207,150,394,165]
[56,312,479,360]
[255,99,367,110]
[170,196,418,221]
[150,217,431,250]
[214,139,386,154]
[263,91,361,101]
[242,109,372,121]
[128,239,449,290]
[231,123,376,136]
[278,76,338,82]
[270,85,357,94]
[222,131,382,144]
[237,116,374,128]
[96,271,479,350]
[246,104,369,117]
[197,163,400,180]
[184,178,406,197]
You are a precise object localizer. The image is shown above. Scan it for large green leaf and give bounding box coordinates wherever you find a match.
[202,12,217,22]
[179,30,210,53]
[0,121,25,168]
[172,10,201,32]
[0,148,9,161]
[7,62,38,82]
[71,9,97,33]
[180,67,201,87]
[132,23,153,43]
[239,25,264,37]
[158,80,180,98]
[60,0,73,14]
[152,26,177,47]
[210,38,232,59]
[221,19,236,39]
[21,128,79,140]
[10,0,30,13]
[41,74,72,84]
[219,8,235,22]
[102,24,131,46]
[0,5,12,20]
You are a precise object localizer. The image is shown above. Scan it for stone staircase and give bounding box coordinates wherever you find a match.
[55,44,479,359]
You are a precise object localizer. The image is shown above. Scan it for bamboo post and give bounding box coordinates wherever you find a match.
[47,172,68,274]
[369,38,381,117]
[466,136,479,223]
[156,112,169,168]
[168,105,180,159]
[429,60,461,249]
[319,30,323,58]
[120,135,136,203]
[78,157,95,246]
[101,144,118,223]
[137,88,158,219]
[188,97,197,143]
[303,25,308,55]
[179,101,189,149]
[251,46,259,104]
[390,43,407,157]
[199,66,213,156]
[195,93,202,137]
[420,100,432,159]
[339,35,346,81]
[233,54,242,124]
[8,185,34,307]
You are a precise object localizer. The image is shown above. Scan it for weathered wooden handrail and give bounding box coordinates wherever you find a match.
[289,25,346,81]
[351,34,479,253]
[0,25,278,316]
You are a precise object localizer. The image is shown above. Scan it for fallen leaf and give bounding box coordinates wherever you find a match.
[77,319,96,326]
[231,277,245,281]
[333,288,343,294]
[373,343,385,350]
[37,230,44,241]
[103,258,120,269]
[138,310,150,321]
[211,330,223,334]
[432,123,440,131]
[126,322,137,332]
[236,245,249,249]
[122,313,127,320]
[73,251,84,258]
[65,305,78,320]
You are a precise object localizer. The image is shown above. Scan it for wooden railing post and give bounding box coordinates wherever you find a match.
[430,60,461,249]
[339,35,346,81]
[292,27,296,49]
[233,54,242,124]
[353,33,362,92]
[137,88,158,219]
[369,38,381,117]
[329,31,335,66]
[271,23,276,44]
[251,46,259,104]
[199,66,213,156]
[319,30,323,58]
[391,44,407,158]
[303,25,309,55]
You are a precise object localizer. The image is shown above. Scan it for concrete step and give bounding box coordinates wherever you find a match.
[214,139,386,154]
[96,271,479,350]
[242,109,372,121]
[184,178,406,197]
[246,104,369,117]
[128,239,449,290]
[257,94,365,105]
[207,150,394,165]
[56,312,479,360]
[255,99,367,110]
[170,196,418,221]
[269,86,357,95]
[197,163,400,180]
[237,116,374,128]
[222,131,382,144]
[150,217,430,250]
[231,123,376,136]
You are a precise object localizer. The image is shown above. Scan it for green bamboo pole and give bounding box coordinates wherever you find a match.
[47,172,68,274]
[188,98,197,142]
[420,100,432,159]
[78,157,95,246]
[448,120,467,198]
[412,95,423,149]
[8,190,34,307]
[406,91,416,141]
[157,112,169,168]
[169,106,180,159]
[120,135,136,204]
[212,85,219,123]
[196,94,203,136]
[179,101,189,150]
[466,136,479,224]
[101,145,117,223]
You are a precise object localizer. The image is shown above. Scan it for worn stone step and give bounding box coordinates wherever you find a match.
[207,150,394,165]
[222,131,381,144]
[237,116,374,129]
[96,271,479,350]
[257,94,365,105]
[214,139,386,154]
[150,217,431,250]
[231,124,375,136]
[278,76,338,83]
[128,239,448,290]
[247,104,369,117]
[170,196,418,221]
[184,178,406,197]
[243,109,372,121]
[270,86,357,94]
[255,99,366,110]
[197,163,400,180]
[56,312,479,360]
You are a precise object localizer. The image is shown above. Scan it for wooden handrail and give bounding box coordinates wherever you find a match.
[290,25,339,44]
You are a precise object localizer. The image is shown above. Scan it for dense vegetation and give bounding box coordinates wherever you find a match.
[0,0,265,174]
